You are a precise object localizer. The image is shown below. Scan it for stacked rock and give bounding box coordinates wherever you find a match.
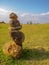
[9,13,22,46]
[3,13,25,58]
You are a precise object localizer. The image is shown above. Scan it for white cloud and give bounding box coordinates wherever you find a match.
[40,12,49,15]
[19,12,49,24]
[0,8,12,22]
[0,8,49,23]
[0,8,9,15]
[0,8,14,22]
[0,8,16,15]
[21,13,30,17]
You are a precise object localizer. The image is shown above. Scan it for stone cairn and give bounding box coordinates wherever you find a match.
[3,13,25,58]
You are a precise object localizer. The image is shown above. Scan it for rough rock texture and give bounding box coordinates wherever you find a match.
[3,13,25,58]
[10,31,25,46]
[3,41,22,58]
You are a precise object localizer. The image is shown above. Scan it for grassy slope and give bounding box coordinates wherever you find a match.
[0,23,49,65]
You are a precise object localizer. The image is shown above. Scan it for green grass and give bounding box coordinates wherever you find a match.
[0,23,49,65]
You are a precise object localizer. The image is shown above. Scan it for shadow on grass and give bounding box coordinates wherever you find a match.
[21,48,49,60]
[0,48,49,65]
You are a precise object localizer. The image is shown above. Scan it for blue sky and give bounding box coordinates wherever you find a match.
[0,0,49,13]
[0,0,49,23]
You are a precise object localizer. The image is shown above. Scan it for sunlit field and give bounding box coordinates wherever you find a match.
[0,23,49,65]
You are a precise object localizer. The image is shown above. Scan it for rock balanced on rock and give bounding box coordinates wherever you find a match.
[9,13,23,46]
[3,13,25,58]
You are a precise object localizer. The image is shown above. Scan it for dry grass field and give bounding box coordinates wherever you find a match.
[0,23,49,65]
